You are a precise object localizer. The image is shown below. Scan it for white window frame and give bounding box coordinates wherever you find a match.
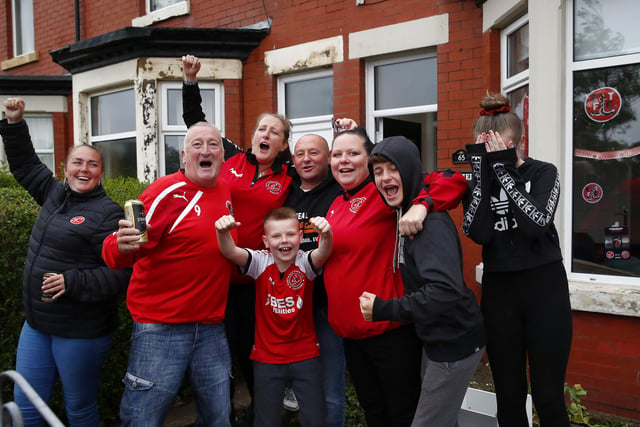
[89,87,136,144]
[365,51,438,171]
[365,51,439,143]
[12,0,35,57]
[501,14,529,95]
[132,0,189,27]
[564,0,640,287]
[158,80,224,176]
[277,69,334,151]
[88,87,137,178]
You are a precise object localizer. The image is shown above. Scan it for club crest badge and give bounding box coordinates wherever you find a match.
[70,216,86,224]
[582,183,603,204]
[584,87,622,123]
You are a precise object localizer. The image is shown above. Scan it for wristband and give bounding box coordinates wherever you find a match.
[414,196,433,213]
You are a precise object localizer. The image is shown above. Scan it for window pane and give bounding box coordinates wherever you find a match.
[14,0,34,55]
[167,88,215,127]
[37,154,54,173]
[25,115,54,172]
[149,0,182,12]
[25,116,54,150]
[164,135,184,174]
[507,23,529,77]
[94,138,137,179]
[572,63,640,277]
[91,89,135,136]
[507,86,529,157]
[284,77,333,119]
[574,0,640,61]
[375,57,437,110]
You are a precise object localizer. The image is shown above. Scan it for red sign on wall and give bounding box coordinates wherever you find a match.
[584,87,622,123]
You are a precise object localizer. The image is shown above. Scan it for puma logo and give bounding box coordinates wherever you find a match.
[173,192,188,202]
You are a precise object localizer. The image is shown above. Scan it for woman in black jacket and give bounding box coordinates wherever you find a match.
[1,98,130,426]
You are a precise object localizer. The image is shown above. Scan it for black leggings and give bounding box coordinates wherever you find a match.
[481,261,572,427]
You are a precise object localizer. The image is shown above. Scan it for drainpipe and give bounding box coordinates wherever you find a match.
[74,0,80,41]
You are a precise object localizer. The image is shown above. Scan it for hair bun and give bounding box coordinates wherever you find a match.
[479,92,511,116]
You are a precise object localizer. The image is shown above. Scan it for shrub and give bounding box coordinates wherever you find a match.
[0,167,148,424]
[0,187,39,371]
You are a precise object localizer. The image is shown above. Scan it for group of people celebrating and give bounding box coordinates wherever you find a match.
[0,53,572,427]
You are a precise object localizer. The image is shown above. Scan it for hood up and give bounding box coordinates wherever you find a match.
[371,136,423,212]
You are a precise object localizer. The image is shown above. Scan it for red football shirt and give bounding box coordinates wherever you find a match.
[244,249,320,364]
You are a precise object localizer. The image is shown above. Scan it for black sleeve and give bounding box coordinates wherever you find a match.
[373,213,467,323]
[462,143,495,244]
[182,82,206,127]
[487,149,560,238]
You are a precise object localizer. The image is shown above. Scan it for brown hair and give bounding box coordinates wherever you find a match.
[254,113,293,144]
[254,112,293,164]
[472,92,524,150]
[333,127,374,155]
[263,206,298,226]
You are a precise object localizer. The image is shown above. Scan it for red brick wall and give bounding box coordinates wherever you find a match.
[2,0,639,419]
[567,312,640,419]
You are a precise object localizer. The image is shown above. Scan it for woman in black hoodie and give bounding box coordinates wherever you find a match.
[359,136,485,427]
[462,93,572,427]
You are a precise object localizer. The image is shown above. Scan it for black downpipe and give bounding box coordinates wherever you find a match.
[74,0,80,41]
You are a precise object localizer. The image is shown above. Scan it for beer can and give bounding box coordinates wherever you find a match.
[124,199,148,244]
[42,273,56,303]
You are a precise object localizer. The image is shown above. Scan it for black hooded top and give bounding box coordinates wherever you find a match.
[369,136,485,362]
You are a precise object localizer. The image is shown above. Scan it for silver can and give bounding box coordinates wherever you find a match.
[41,273,57,303]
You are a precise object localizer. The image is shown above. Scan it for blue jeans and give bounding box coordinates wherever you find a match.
[314,306,346,427]
[14,321,113,427]
[119,322,232,427]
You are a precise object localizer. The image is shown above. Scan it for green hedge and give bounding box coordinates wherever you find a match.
[0,166,147,424]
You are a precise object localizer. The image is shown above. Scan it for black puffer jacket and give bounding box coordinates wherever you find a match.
[0,119,130,338]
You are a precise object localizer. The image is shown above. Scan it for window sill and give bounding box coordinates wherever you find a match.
[569,281,640,317]
[1,51,39,71]
[474,263,640,318]
[132,1,189,27]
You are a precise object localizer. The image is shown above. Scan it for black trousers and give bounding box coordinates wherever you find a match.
[482,261,573,427]
[225,282,256,401]
[343,324,422,427]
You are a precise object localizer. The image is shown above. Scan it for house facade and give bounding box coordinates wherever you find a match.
[1,0,639,419]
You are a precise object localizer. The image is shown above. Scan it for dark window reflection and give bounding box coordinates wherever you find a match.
[94,138,137,179]
[572,63,640,277]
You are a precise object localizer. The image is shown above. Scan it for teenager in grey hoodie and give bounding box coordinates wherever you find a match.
[360,136,485,427]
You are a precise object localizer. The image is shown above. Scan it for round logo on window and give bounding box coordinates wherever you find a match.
[582,183,603,204]
[584,87,622,123]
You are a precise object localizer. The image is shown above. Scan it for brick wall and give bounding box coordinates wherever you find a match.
[2,0,639,419]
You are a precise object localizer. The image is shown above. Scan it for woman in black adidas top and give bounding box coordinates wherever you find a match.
[462,93,572,427]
